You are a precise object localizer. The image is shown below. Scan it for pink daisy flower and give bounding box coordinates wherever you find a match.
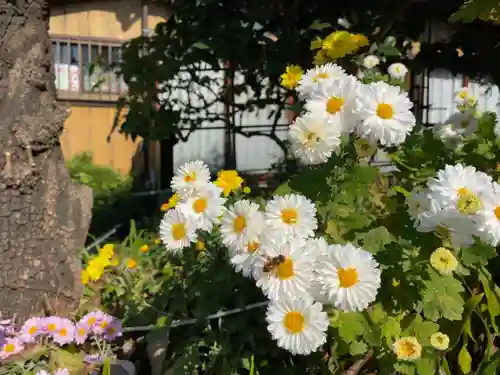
[49,318,75,346]
[0,337,24,359]
[19,317,44,343]
[74,321,89,345]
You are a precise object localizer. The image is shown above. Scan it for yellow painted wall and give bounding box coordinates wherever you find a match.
[49,0,170,39]
[49,1,169,174]
[59,105,141,174]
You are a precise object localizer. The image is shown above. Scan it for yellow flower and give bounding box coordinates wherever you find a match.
[393,337,422,361]
[167,193,181,210]
[310,37,324,50]
[99,244,115,260]
[430,247,458,275]
[86,262,104,282]
[243,186,251,194]
[140,244,150,254]
[196,240,206,251]
[154,238,161,245]
[215,170,243,196]
[313,50,329,66]
[280,65,303,90]
[430,332,450,351]
[160,203,170,212]
[126,258,137,270]
[318,31,369,61]
[81,270,90,285]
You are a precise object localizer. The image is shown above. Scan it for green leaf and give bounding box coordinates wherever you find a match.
[50,348,85,372]
[192,42,211,50]
[337,312,365,343]
[479,268,500,317]
[394,362,416,375]
[355,226,394,253]
[421,271,465,321]
[349,341,368,356]
[460,243,497,267]
[441,357,452,375]
[458,345,472,374]
[273,181,291,196]
[416,357,436,375]
[309,21,332,30]
[404,315,439,346]
[477,349,500,375]
[381,317,401,342]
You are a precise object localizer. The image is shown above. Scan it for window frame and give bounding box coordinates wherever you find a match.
[50,34,127,102]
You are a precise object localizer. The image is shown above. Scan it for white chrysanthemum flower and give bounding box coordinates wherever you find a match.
[475,182,500,246]
[427,164,493,217]
[305,75,360,132]
[313,243,381,312]
[387,62,408,79]
[288,112,342,165]
[296,63,348,99]
[159,207,197,253]
[355,81,416,146]
[433,123,462,146]
[454,87,477,107]
[416,207,475,249]
[171,160,211,199]
[443,112,478,137]
[220,200,264,249]
[228,236,266,280]
[266,297,328,355]
[179,183,226,231]
[363,55,380,69]
[256,240,316,301]
[265,194,317,243]
[406,188,441,226]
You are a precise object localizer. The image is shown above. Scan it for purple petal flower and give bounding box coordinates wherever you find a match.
[0,337,24,359]
[103,319,123,341]
[54,369,70,375]
[74,321,89,345]
[48,318,75,346]
[18,317,44,343]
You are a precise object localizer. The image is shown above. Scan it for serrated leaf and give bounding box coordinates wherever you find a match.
[337,312,365,343]
[381,317,401,342]
[416,357,436,375]
[349,341,368,355]
[458,345,472,374]
[461,243,497,267]
[51,348,85,372]
[394,362,416,375]
[421,272,465,321]
[355,226,394,253]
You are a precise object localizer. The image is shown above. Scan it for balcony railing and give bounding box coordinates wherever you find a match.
[51,36,127,102]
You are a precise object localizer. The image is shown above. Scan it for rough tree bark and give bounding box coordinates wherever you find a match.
[0,0,92,320]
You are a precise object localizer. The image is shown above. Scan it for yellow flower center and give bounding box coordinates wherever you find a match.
[276,257,295,280]
[281,208,298,224]
[459,91,467,99]
[193,198,207,213]
[28,326,37,335]
[140,245,149,253]
[88,317,97,326]
[233,215,246,233]
[196,240,205,251]
[326,97,344,114]
[126,259,137,269]
[172,223,186,241]
[283,311,305,334]
[376,103,394,119]
[247,241,259,253]
[78,328,85,336]
[101,321,109,329]
[457,187,469,196]
[47,323,57,332]
[395,66,401,73]
[312,73,329,82]
[108,327,117,334]
[59,328,67,337]
[399,341,418,357]
[494,206,500,220]
[337,267,359,288]
[184,173,196,183]
[439,256,450,265]
[4,343,15,353]
[457,191,482,215]
[304,132,319,145]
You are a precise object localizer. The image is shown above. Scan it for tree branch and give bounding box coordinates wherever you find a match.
[343,350,373,375]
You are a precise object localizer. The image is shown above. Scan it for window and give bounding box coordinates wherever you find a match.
[51,37,127,101]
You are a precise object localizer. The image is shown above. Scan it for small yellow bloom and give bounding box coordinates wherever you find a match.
[99,244,115,259]
[430,247,458,275]
[86,263,104,282]
[126,258,137,270]
[81,270,90,285]
[393,336,422,361]
[430,332,450,351]
[243,186,251,194]
[215,170,243,197]
[196,240,206,251]
[167,193,180,210]
[140,244,150,254]
[280,65,303,90]
[160,203,170,212]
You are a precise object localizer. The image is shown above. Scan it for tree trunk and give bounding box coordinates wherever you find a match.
[0,0,92,320]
